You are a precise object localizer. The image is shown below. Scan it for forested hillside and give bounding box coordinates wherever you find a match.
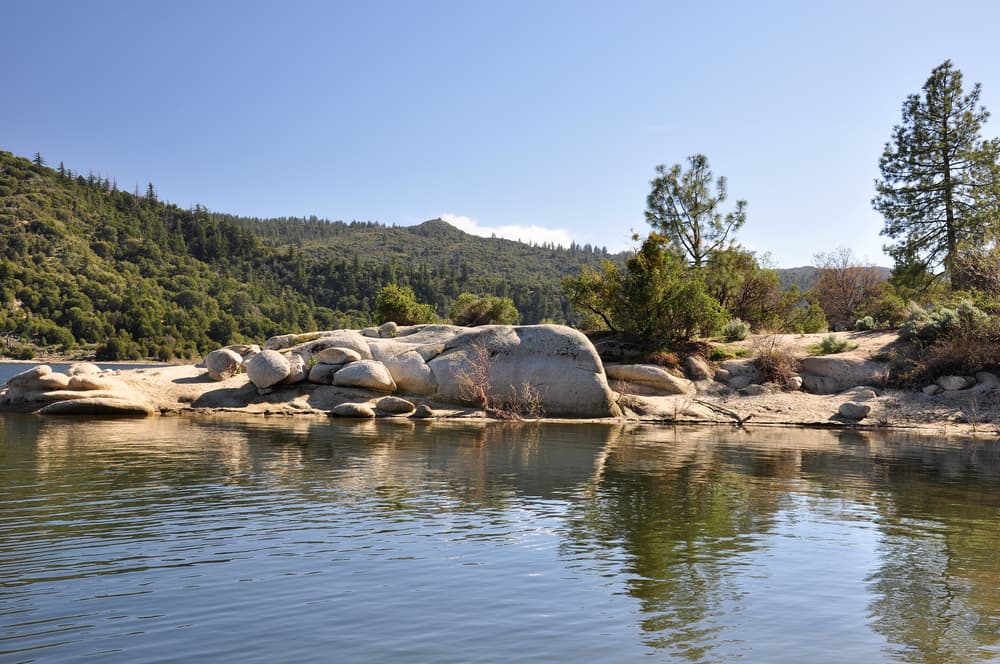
[220,214,619,322]
[0,151,619,359]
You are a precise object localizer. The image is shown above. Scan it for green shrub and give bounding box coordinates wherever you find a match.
[812,334,856,355]
[374,284,438,326]
[722,318,750,342]
[450,293,520,326]
[708,345,747,361]
[854,315,876,331]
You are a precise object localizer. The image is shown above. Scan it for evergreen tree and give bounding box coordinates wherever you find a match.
[645,154,746,268]
[873,60,1000,290]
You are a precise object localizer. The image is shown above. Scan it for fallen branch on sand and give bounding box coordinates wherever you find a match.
[694,399,754,427]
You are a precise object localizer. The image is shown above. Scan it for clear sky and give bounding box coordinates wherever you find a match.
[4,0,1000,267]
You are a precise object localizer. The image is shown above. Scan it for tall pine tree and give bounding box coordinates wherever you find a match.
[873,60,1000,290]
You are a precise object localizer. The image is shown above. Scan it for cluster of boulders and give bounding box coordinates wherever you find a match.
[0,363,154,415]
[921,372,1000,399]
[202,323,620,419]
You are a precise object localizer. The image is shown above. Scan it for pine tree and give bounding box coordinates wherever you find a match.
[873,60,1000,290]
[645,154,746,268]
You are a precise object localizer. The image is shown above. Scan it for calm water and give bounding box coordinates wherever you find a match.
[1,415,1000,662]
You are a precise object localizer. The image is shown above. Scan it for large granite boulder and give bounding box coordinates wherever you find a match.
[798,356,887,395]
[246,350,291,389]
[605,364,695,396]
[426,325,619,418]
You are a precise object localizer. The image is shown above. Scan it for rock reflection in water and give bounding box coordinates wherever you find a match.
[2,417,1000,662]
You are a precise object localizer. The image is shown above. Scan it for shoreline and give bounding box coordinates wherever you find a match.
[2,361,991,439]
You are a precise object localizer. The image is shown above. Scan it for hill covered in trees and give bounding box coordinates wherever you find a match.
[0,150,620,359]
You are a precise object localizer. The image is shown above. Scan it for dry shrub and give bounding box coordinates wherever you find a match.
[645,351,680,369]
[456,340,546,420]
[751,334,798,384]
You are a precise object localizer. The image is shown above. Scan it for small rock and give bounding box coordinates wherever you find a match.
[331,402,376,418]
[713,368,732,383]
[923,384,943,396]
[316,347,362,365]
[246,350,291,389]
[740,384,771,396]
[976,371,1000,386]
[838,402,871,420]
[728,375,755,390]
[205,348,244,381]
[378,321,399,338]
[785,375,803,391]
[683,355,712,381]
[361,327,380,338]
[67,362,101,376]
[936,375,975,391]
[412,404,435,419]
[841,386,878,401]
[376,396,415,414]
[333,360,397,392]
[308,363,340,384]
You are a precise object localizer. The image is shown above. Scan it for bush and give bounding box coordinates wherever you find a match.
[897,300,986,344]
[751,334,798,384]
[374,284,438,326]
[854,315,876,331]
[812,334,856,355]
[450,293,519,326]
[722,318,750,342]
[785,302,828,334]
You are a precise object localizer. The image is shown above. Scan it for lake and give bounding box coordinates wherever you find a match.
[2,381,1000,661]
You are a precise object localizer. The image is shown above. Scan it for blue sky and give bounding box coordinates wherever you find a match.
[4,1,1000,267]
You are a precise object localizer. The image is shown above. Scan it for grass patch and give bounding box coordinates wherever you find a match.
[810,334,857,355]
[708,345,748,362]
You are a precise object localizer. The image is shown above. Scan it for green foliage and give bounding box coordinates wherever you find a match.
[450,293,519,326]
[374,284,438,326]
[874,60,1000,290]
[704,247,800,331]
[563,236,725,348]
[708,345,747,362]
[854,315,876,331]
[645,155,746,268]
[0,150,328,359]
[784,301,828,334]
[223,216,620,325]
[897,299,987,345]
[722,318,750,342]
[1,150,611,359]
[811,334,857,355]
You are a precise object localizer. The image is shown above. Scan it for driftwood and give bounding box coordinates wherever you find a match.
[694,399,754,427]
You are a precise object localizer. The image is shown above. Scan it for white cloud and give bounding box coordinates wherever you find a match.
[439,213,573,247]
